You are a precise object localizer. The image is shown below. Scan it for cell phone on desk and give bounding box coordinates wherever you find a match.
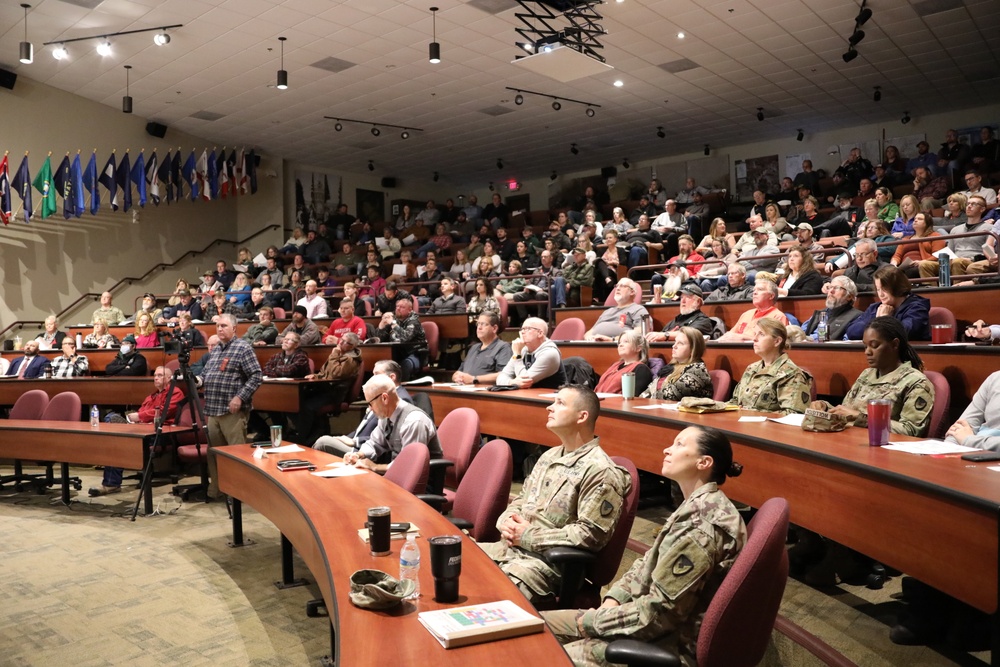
[960,451,1000,462]
[251,441,275,448]
[276,459,316,471]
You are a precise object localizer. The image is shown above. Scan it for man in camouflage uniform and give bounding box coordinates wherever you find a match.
[480,385,631,603]
[541,478,745,667]
[812,361,933,436]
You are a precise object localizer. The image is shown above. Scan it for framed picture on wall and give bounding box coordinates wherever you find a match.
[358,189,386,225]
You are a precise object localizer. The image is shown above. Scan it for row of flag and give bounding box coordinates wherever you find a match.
[0,147,259,225]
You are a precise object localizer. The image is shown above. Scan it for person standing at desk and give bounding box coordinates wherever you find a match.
[541,425,745,667]
[198,314,262,500]
[480,385,631,604]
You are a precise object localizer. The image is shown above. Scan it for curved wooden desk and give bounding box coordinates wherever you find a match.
[215,445,570,666]
[415,387,1000,619]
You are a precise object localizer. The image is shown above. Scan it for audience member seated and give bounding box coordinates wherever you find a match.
[845,265,930,341]
[511,251,563,323]
[6,340,51,378]
[583,279,648,342]
[623,215,663,268]
[427,276,466,315]
[890,212,944,277]
[49,339,89,377]
[946,367,1000,450]
[212,259,235,290]
[302,229,332,265]
[34,315,66,350]
[243,306,279,346]
[227,272,253,308]
[105,335,148,376]
[541,424,744,667]
[282,305,321,346]
[651,199,687,254]
[961,169,997,207]
[343,375,442,472]
[415,257,444,307]
[295,280,328,319]
[763,202,790,238]
[173,312,206,347]
[83,318,119,349]
[730,318,811,415]
[640,326,713,401]
[695,217,729,257]
[776,246,828,297]
[704,262,754,302]
[789,195,827,228]
[279,228,306,254]
[249,331,310,438]
[467,277,501,328]
[802,276,863,341]
[167,279,191,307]
[131,312,160,348]
[840,147,874,190]
[88,366,184,497]
[358,265,386,311]
[496,317,565,389]
[917,195,994,280]
[718,277,789,342]
[260,256,286,287]
[937,128,971,179]
[891,195,921,238]
[375,297,427,380]
[480,385,630,603]
[793,159,823,198]
[646,285,715,342]
[911,166,950,212]
[330,242,362,278]
[199,269,221,297]
[160,289,204,325]
[649,235,705,303]
[206,289,240,323]
[131,293,163,325]
[314,266,337,298]
[812,193,860,238]
[452,312,513,386]
[374,280,412,317]
[595,330,652,394]
[556,247,595,307]
[906,140,937,177]
[92,291,125,326]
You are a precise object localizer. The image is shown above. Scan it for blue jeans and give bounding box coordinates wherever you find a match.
[102,466,124,487]
[628,246,648,268]
[416,241,439,258]
[551,277,568,307]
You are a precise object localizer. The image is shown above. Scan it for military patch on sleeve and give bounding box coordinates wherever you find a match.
[915,396,927,411]
[672,554,694,576]
[601,499,614,516]
[801,391,810,403]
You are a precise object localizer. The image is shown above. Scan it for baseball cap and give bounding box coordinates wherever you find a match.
[678,284,703,298]
[795,223,813,232]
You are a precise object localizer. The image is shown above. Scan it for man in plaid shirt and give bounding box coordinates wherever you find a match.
[198,313,262,499]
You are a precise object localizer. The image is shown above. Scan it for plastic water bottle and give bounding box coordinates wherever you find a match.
[399,535,420,599]
[816,312,828,342]
[90,405,100,429]
[75,332,83,348]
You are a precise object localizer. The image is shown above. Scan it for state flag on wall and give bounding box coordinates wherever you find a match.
[52,155,72,219]
[98,153,117,211]
[146,150,160,206]
[83,152,100,215]
[70,154,85,218]
[0,155,11,225]
[158,150,172,203]
[183,150,197,201]
[196,150,209,201]
[11,155,32,221]
[116,151,132,212]
[131,151,147,208]
[32,155,57,219]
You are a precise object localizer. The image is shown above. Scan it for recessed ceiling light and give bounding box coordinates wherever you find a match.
[613,80,624,87]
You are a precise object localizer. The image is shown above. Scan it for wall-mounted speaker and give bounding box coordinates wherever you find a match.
[0,68,17,91]
[600,166,618,178]
[381,177,397,188]
[145,122,168,138]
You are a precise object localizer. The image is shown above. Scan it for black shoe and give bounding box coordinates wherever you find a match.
[890,609,947,646]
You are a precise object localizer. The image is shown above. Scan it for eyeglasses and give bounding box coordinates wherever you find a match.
[968,202,986,208]
[519,327,544,334]
[366,394,384,408]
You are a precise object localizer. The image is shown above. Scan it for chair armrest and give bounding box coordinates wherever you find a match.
[543,547,598,608]
[417,494,446,511]
[449,516,473,531]
[426,458,455,495]
[544,546,599,566]
[604,640,681,667]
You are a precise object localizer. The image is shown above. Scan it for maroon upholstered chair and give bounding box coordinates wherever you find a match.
[542,456,641,609]
[421,321,440,369]
[441,438,512,543]
[37,391,84,493]
[497,295,510,330]
[271,306,287,320]
[172,396,211,500]
[604,497,790,667]
[0,390,50,490]
[550,317,586,342]
[384,442,430,494]
[928,306,956,330]
[923,370,951,439]
[427,407,481,505]
[708,370,732,402]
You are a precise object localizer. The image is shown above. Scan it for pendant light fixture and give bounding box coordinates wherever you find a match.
[428,7,441,64]
[122,65,133,113]
[19,4,33,65]
[276,36,288,90]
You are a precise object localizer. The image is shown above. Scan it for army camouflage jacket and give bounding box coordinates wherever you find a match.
[731,353,812,415]
[824,361,933,437]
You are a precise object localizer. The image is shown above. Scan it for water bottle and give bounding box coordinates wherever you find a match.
[90,405,100,429]
[938,258,951,287]
[816,312,828,342]
[75,332,83,348]
[399,534,420,599]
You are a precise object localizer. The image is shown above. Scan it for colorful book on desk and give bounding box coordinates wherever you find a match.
[417,600,544,648]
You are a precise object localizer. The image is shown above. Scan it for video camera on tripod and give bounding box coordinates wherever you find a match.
[162,331,195,365]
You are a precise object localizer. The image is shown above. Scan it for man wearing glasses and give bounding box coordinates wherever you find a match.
[496,317,565,389]
[917,195,994,279]
[841,238,886,292]
[342,374,441,472]
[803,276,863,341]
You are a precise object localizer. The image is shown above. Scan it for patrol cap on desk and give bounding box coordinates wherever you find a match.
[348,569,415,609]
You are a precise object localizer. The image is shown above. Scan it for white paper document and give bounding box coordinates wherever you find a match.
[769,414,805,427]
[268,444,305,453]
[739,416,767,423]
[882,440,980,455]
[312,464,368,478]
[633,403,679,410]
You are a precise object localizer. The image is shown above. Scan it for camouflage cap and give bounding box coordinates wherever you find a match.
[348,569,415,610]
[801,408,852,433]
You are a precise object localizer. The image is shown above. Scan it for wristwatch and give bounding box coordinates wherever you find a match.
[472,376,479,385]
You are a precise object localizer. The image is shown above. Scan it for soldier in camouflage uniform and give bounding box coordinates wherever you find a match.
[730,318,812,415]
[541,425,746,667]
[812,315,933,436]
[480,385,631,603]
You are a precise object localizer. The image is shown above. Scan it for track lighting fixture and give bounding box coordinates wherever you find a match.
[504,87,600,114]
[848,29,865,46]
[334,122,343,131]
[324,117,422,138]
[371,127,381,136]
[756,107,764,122]
[855,2,872,26]
[428,7,441,64]
[276,37,288,89]
[19,4,33,65]
[656,126,665,139]
[552,101,561,111]
[842,48,858,63]
[488,182,495,191]
[368,160,375,172]
[901,111,911,125]
[401,131,410,139]
[570,143,579,155]
[433,172,439,182]
[873,86,881,102]
[43,23,183,58]
[622,158,629,169]
[704,144,710,156]
[153,31,170,46]
[514,94,523,105]
[122,65,133,114]
[496,158,503,170]
[585,107,595,117]
[52,44,68,60]
[796,129,804,141]
[550,171,557,181]
[96,40,112,56]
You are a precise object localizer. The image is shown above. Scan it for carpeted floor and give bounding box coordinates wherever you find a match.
[0,465,988,666]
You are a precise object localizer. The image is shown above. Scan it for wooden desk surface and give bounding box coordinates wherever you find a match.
[0,420,182,469]
[216,445,570,666]
[415,387,1000,615]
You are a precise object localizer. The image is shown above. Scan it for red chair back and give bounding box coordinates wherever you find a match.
[10,390,49,420]
[497,296,509,330]
[550,317,586,341]
[422,321,440,366]
[708,370,732,402]
[272,306,287,320]
[603,283,643,306]
[697,497,789,667]
[384,442,430,494]
[924,370,951,439]
[450,439,512,543]
[928,306,956,329]
[436,407,481,491]
[40,392,82,422]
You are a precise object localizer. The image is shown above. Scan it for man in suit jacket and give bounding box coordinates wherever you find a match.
[6,340,51,379]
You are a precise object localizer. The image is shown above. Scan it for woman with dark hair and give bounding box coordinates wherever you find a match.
[812,316,933,436]
[594,330,652,394]
[467,277,501,326]
[844,264,930,340]
[875,187,900,223]
[776,246,827,297]
[541,424,746,667]
[890,212,944,277]
[731,318,812,415]
[594,229,627,304]
[640,326,712,400]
